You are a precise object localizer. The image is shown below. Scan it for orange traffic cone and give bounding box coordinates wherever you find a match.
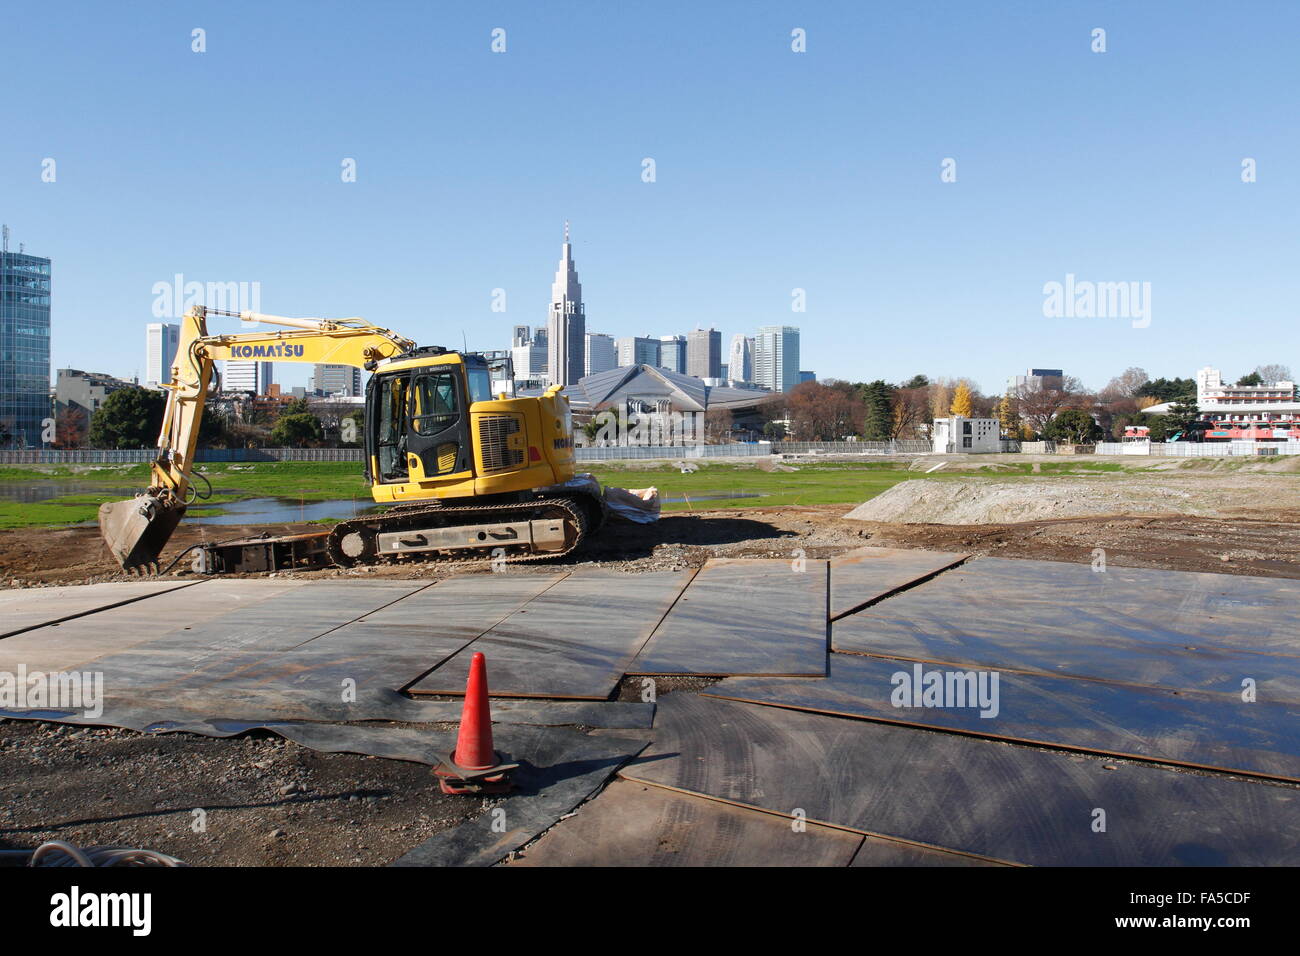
[433,652,518,795]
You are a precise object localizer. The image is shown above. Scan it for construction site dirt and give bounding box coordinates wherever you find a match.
[2,503,1299,588]
[3,496,1298,867]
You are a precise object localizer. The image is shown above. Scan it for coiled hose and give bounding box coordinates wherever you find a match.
[0,840,186,867]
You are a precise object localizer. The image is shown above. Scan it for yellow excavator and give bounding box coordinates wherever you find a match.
[99,306,603,573]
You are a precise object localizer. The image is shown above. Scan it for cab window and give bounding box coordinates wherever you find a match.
[467,366,492,404]
[410,370,459,435]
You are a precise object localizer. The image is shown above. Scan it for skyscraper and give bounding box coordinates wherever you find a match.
[584,333,616,377]
[687,328,721,379]
[223,360,273,394]
[755,326,800,393]
[659,335,687,374]
[546,222,586,387]
[615,336,660,367]
[0,232,52,447]
[728,334,754,383]
[312,364,362,396]
[146,322,180,388]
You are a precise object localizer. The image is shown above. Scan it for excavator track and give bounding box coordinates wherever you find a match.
[186,494,598,575]
[325,495,592,566]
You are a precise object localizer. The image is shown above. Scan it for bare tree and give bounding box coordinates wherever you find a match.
[786,381,864,440]
[889,386,930,439]
[1018,375,1085,435]
[703,407,734,444]
[1255,364,1294,384]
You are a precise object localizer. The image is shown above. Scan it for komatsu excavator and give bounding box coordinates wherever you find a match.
[98,306,603,573]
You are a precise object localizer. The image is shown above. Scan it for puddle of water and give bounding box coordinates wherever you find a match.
[191,497,382,525]
[0,481,143,504]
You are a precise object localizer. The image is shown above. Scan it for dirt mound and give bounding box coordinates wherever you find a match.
[844,478,1213,525]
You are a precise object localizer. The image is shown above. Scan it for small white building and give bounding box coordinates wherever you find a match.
[933,416,1000,454]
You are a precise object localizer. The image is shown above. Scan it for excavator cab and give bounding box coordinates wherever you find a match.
[366,354,483,484]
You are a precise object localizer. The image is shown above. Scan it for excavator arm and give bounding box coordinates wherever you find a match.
[99,306,416,569]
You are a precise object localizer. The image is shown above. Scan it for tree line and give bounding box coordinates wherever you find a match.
[755,363,1291,443]
[52,387,365,450]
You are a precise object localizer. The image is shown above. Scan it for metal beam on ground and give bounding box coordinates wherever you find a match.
[829,546,969,620]
[0,580,202,639]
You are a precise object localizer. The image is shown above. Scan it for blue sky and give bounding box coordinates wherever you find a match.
[3,0,1297,393]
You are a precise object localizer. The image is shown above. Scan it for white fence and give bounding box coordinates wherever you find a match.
[1093,441,1300,457]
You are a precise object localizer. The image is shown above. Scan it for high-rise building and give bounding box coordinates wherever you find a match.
[755,326,800,393]
[0,233,52,447]
[1008,368,1064,396]
[659,335,687,374]
[546,223,586,387]
[728,334,754,383]
[616,336,660,367]
[511,343,548,382]
[509,326,548,383]
[584,333,617,377]
[223,360,273,394]
[312,364,362,397]
[145,322,180,388]
[687,328,721,379]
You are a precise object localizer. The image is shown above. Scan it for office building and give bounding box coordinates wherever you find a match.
[145,322,180,388]
[659,335,687,374]
[223,360,273,394]
[0,233,52,447]
[728,334,754,383]
[616,336,661,368]
[312,364,362,397]
[687,328,721,379]
[755,325,800,393]
[585,333,617,377]
[546,223,586,387]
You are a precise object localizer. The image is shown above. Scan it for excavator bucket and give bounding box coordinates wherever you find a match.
[98,494,187,571]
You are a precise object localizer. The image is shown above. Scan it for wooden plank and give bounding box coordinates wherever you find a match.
[0,580,200,639]
[620,694,1300,866]
[830,546,969,620]
[509,779,864,866]
[630,558,829,677]
[408,570,694,699]
[834,557,1300,700]
[707,653,1300,782]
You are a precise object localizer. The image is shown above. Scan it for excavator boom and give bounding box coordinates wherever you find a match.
[100,306,418,570]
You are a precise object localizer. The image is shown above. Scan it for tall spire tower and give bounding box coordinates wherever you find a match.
[547,221,586,386]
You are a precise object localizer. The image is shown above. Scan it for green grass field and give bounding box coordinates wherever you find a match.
[0,457,1150,530]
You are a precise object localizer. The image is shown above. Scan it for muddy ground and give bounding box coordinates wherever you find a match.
[3,500,1300,586]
